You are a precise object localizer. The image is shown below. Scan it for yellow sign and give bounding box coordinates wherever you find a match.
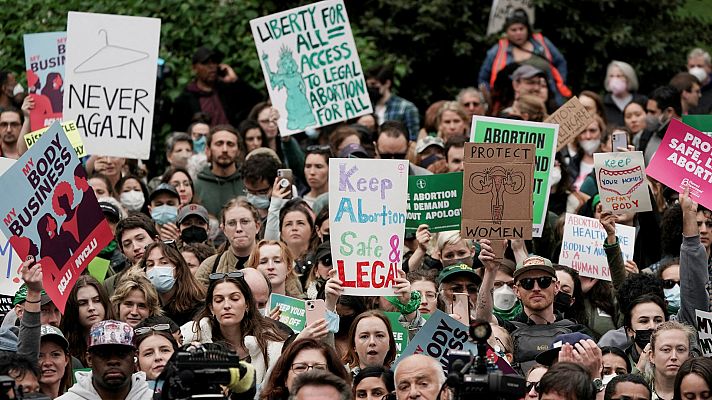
[24,120,86,158]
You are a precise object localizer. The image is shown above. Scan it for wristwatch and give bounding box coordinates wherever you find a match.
[592,378,604,392]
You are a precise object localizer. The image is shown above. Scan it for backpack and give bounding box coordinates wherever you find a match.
[510,319,578,372]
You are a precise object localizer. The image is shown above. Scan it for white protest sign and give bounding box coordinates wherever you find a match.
[329,158,408,296]
[250,0,372,136]
[594,151,652,214]
[696,309,712,356]
[559,213,635,281]
[486,0,535,36]
[64,12,161,159]
[0,157,23,298]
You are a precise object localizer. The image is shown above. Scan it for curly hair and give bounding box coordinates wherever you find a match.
[617,274,665,317]
[660,204,683,257]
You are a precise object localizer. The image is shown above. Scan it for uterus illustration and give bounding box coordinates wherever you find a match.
[469,166,526,224]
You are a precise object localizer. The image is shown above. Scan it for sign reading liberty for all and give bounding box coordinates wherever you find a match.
[250,0,372,136]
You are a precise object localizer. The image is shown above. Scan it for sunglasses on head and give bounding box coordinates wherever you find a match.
[134,323,171,336]
[517,276,554,290]
[662,279,680,289]
[209,271,245,281]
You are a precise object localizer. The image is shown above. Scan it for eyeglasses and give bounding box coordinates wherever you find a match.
[291,363,328,373]
[526,381,540,393]
[225,218,254,228]
[517,276,554,291]
[134,323,171,335]
[319,256,332,267]
[0,121,21,129]
[378,152,407,160]
[662,279,680,289]
[209,271,245,281]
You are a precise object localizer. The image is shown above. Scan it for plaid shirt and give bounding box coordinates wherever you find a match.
[384,94,420,141]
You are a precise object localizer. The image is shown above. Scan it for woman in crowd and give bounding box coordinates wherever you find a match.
[38,326,72,399]
[601,346,631,382]
[133,318,179,381]
[60,275,112,367]
[352,367,395,400]
[603,60,646,127]
[238,119,267,154]
[88,173,115,200]
[141,242,206,325]
[248,101,305,178]
[260,339,349,400]
[247,239,303,298]
[181,243,215,276]
[658,258,681,315]
[302,145,330,208]
[115,174,150,214]
[435,230,478,268]
[674,357,712,400]
[624,294,667,368]
[342,310,397,376]
[623,100,649,149]
[571,115,605,191]
[161,167,196,206]
[407,270,438,316]
[111,270,163,328]
[553,265,588,328]
[435,101,468,141]
[279,200,316,267]
[525,364,548,400]
[578,90,607,124]
[647,321,696,400]
[329,126,363,156]
[305,241,331,300]
[491,259,522,321]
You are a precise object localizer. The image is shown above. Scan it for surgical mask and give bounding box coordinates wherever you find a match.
[689,66,708,84]
[151,205,178,225]
[193,135,207,154]
[634,329,654,350]
[120,190,145,212]
[305,127,319,139]
[493,285,517,311]
[579,139,600,155]
[246,193,270,210]
[608,77,627,96]
[367,86,383,104]
[645,115,659,129]
[147,265,175,293]
[664,284,681,314]
[554,292,573,314]
[258,307,267,317]
[180,225,208,244]
[442,256,474,269]
[549,166,562,187]
[602,373,617,386]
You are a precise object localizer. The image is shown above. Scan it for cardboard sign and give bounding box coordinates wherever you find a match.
[682,115,712,137]
[64,12,161,159]
[406,172,463,233]
[696,309,712,356]
[250,0,372,136]
[486,0,535,36]
[461,143,534,242]
[23,31,66,131]
[269,293,306,333]
[594,151,652,214]
[471,116,558,237]
[385,312,409,359]
[24,120,87,158]
[0,158,23,300]
[0,122,113,313]
[559,213,635,281]
[646,119,712,210]
[329,158,408,296]
[544,96,594,151]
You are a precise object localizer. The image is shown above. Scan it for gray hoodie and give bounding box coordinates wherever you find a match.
[56,371,152,400]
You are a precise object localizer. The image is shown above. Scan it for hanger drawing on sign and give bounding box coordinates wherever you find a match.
[73,29,149,74]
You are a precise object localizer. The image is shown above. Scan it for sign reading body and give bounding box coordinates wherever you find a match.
[559,213,635,281]
[544,96,594,151]
[23,31,66,131]
[696,309,712,356]
[406,172,463,233]
[329,158,408,296]
[0,158,23,300]
[0,122,113,313]
[64,12,161,160]
[646,119,712,210]
[461,143,535,240]
[594,151,652,214]
[471,116,558,237]
[250,0,372,136]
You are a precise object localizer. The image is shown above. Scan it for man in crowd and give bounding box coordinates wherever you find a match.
[104,214,160,295]
[445,136,465,173]
[669,72,701,115]
[290,370,352,400]
[537,362,598,400]
[148,132,194,190]
[375,121,430,175]
[640,85,682,164]
[194,125,244,216]
[366,65,420,141]
[687,47,712,114]
[0,108,23,159]
[394,354,445,400]
[177,204,210,245]
[457,87,487,117]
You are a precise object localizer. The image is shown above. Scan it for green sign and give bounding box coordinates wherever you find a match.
[269,293,306,333]
[406,172,463,233]
[470,116,558,237]
[87,257,111,284]
[385,312,409,358]
[682,115,712,135]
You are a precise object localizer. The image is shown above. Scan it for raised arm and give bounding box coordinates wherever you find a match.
[600,211,626,290]
[678,186,710,326]
[475,239,499,324]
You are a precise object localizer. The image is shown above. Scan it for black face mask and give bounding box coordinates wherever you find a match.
[553,292,573,314]
[367,86,382,104]
[321,234,330,244]
[634,329,654,349]
[180,226,208,244]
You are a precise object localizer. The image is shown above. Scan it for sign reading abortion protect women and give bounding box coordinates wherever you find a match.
[647,119,712,210]
[329,158,408,296]
[251,0,372,136]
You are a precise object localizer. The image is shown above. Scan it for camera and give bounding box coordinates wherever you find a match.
[445,319,526,400]
[0,376,50,400]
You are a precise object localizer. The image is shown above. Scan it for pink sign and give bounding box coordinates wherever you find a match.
[646,119,712,210]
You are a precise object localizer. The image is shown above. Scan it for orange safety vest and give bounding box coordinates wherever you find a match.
[489,33,572,98]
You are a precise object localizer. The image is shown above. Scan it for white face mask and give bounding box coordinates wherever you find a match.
[493,285,517,311]
[579,139,601,155]
[119,190,145,211]
[549,166,562,187]
[602,373,617,385]
[689,66,708,84]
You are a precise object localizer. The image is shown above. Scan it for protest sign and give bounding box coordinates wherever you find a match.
[544,96,594,151]
[594,151,652,214]
[471,116,558,237]
[461,143,535,241]
[486,0,535,36]
[269,293,306,333]
[385,312,409,358]
[559,213,635,281]
[87,257,110,284]
[0,122,113,313]
[250,0,372,136]
[24,120,87,158]
[23,31,66,131]
[0,295,12,322]
[0,158,23,301]
[696,309,712,356]
[329,158,408,296]
[64,12,161,159]
[406,172,463,233]
[682,115,712,137]
[646,119,712,210]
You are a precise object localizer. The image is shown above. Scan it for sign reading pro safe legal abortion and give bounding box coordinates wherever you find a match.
[329,158,408,296]
[64,12,161,159]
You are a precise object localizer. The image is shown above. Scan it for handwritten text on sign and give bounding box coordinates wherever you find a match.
[696,309,712,357]
[594,151,652,214]
[329,158,408,295]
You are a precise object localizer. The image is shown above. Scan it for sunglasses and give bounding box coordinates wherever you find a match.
[662,279,680,289]
[517,276,554,291]
[463,101,480,107]
[134,323,171,336]
[526,382,540,393]
[209,271,245,281]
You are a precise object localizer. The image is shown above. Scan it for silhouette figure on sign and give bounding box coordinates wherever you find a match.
[262,46,316,131]
[469,166,526,224]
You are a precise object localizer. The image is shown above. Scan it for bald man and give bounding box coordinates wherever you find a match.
[394,354,447,400]
[242,268,271,315]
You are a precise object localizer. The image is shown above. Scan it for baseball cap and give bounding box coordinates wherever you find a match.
[13,284,52,306]
[192,46,224,64]
[149,183,180,202]
[315,241,331,263]
[511,64,545,81]
[88,320,135,350]
[338,143,369,158]
[534,332,594,366]
[40,325,69,351]
[415,136,445,154]
[99,201,121,222]
[436,264,482,286]
[0,327,18,353]
[177,204,209,225]
[512,255,556,282]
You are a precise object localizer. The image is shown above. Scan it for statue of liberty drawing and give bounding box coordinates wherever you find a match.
[262,46,316,131]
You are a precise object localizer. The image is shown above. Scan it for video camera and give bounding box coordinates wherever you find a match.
[446,319,526,400]
[0,376,50,400]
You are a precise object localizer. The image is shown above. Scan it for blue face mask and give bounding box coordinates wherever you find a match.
[665,284,681,314]
[151,205,178,225]
[146,265,175,294]
[246,193,270,210]
[193,135,207,154]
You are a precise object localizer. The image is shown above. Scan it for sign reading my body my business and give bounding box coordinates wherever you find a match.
[406,172,462,233]
[470,116,558,237]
